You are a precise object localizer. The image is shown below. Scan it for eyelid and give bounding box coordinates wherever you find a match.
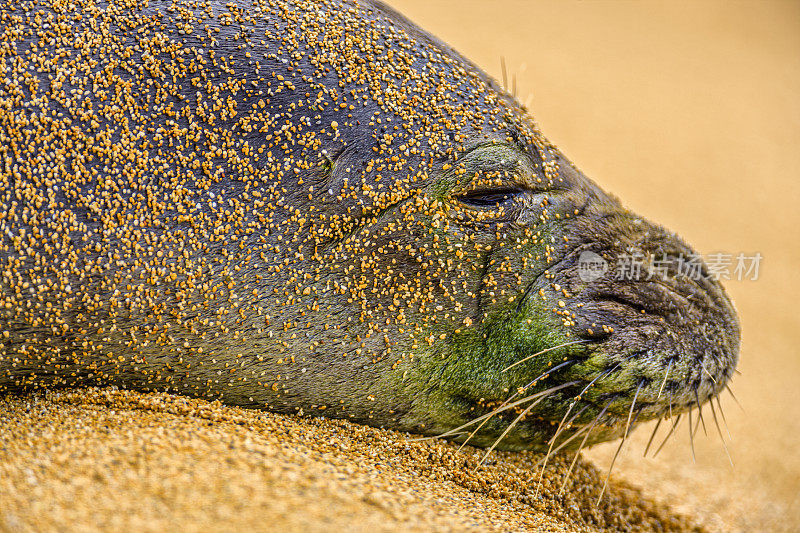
[455,187,524,208]
[441,143,546,208]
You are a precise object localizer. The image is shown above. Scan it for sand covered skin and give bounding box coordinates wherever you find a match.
[0,388,694,532]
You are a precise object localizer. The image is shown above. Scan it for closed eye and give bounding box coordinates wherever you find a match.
[455,188,523,208]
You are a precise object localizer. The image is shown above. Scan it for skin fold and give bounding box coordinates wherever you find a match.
[0,0,739,452]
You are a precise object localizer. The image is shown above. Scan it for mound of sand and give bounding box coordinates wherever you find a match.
[0,389,695,532]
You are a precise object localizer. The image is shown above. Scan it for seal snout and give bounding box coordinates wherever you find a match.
[556,212,741,420]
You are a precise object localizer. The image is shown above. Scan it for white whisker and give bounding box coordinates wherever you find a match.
[559,401,613,495]
[653,413,681,457]
[597,383,642,505]
[657,360,672,400]
[643,416,663,457]
[458,362,577,450]
[410,381,580,443]
[716,396,732,441]
[502,340,588,372]
[709,398,733,467]
[477,393,553,468]
[699,361,717,384]
[534,354,635,498]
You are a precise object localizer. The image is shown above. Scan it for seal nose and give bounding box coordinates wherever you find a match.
[560,212,740,408]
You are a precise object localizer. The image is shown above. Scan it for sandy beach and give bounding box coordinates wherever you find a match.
[1,1,798,531]
[1,389,694,532]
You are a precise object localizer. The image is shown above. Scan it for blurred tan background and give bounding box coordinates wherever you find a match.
[385,1,800,531]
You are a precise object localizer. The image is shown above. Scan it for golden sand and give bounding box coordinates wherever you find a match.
[0,389,693,532]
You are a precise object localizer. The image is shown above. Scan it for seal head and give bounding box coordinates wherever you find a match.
[0,0,739,451]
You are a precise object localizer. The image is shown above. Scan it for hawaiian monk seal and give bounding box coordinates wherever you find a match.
[0,0,739,453]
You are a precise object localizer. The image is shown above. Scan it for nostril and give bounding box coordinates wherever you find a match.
[596,293,662,317]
